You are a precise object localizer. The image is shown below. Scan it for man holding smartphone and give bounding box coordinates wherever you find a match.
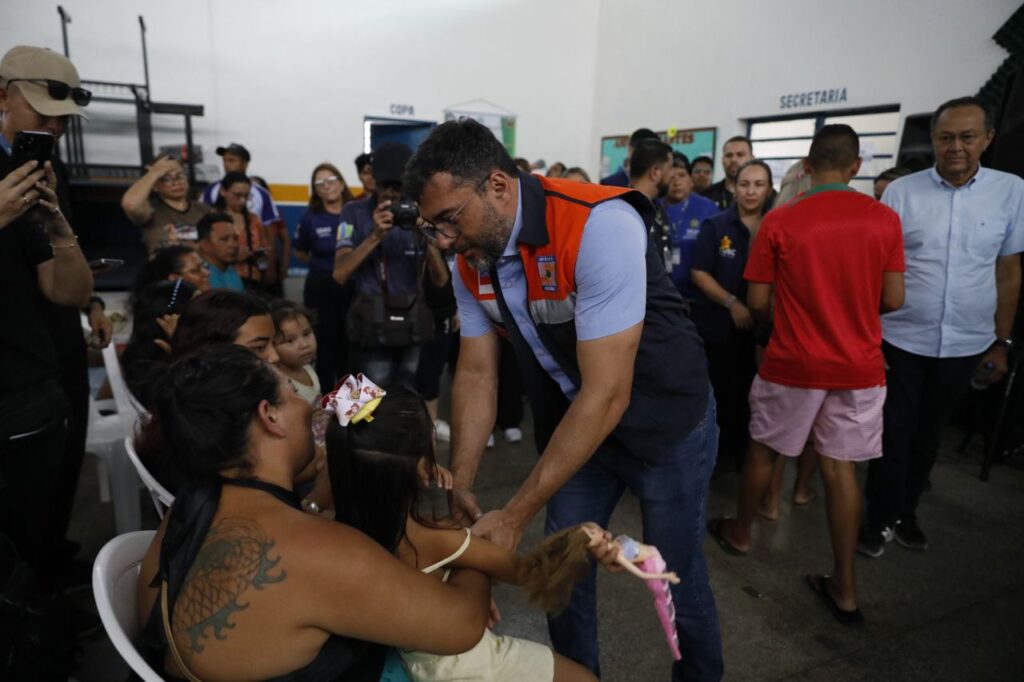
[0,46,96,593]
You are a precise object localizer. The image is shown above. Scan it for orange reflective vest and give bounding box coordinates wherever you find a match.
[457,173,709,461]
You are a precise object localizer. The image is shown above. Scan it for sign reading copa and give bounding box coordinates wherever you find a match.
[779,88,847,110]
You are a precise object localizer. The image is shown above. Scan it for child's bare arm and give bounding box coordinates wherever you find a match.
[421,525,524,585]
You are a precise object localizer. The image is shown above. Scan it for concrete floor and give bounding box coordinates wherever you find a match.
[71,419,1024,681]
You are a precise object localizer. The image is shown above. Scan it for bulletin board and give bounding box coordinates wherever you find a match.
[600,127,717,178]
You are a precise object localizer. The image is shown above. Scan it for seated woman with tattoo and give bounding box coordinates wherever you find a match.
[135,345,490,681]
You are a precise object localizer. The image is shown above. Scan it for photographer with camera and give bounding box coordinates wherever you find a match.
[333,142,448,386]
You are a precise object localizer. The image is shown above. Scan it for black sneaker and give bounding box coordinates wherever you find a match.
[895,518,928,550]
[857,524,894,558]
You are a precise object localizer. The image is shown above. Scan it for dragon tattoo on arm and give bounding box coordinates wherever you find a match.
[170,517,287,660]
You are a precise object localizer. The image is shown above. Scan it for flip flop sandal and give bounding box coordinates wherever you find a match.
[706,517,747,556]
[805,574,864,626]
[792,489,818,507]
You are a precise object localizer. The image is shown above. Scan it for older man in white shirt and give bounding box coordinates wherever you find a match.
[860,96,1024,558]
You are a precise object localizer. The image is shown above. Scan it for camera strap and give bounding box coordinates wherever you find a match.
[376,233,425,310]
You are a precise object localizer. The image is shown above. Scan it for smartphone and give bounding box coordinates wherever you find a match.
[88,258,125,274]
[11,131,55,168]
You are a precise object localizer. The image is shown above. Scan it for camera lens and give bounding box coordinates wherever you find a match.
[388,199,420,230]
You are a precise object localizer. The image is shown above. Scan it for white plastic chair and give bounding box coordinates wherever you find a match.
[92,530,163,682]
[82,314,143,533]
[125,434,174,519]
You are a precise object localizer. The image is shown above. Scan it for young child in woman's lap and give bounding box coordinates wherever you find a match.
[323,376,604,682]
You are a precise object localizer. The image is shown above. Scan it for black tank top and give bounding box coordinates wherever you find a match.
[138,476,385,681]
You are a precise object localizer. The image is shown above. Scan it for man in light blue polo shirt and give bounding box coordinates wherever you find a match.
[406,119,721,681]
[860,96,1024,558]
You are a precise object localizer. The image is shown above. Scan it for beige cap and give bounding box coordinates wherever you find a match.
[0,45,87,118]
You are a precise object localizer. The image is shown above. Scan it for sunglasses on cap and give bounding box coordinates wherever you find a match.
[6,78,92,107]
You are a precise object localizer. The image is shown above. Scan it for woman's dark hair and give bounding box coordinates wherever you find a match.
[136,344,281,485]
[122,279,198,411]
[214,171,252,214]
[308,162,355,213]
[172,289,270,357]
[736,159,775,214]
[269,299,316,337]
[132,245,198,304]
[327,385,438,553]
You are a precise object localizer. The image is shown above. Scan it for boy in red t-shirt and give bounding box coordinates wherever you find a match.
[706,125,905,626]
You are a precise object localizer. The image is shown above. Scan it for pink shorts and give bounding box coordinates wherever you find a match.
[748,376,886,461]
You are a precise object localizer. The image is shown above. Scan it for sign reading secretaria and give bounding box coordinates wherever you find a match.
[779,88,848,109]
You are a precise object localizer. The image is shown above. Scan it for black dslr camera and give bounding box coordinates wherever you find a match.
[388,199,420,230]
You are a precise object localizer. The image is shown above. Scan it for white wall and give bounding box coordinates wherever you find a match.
[591,0,1019,179]
[1,0,601,185]
[1,0,1018,185]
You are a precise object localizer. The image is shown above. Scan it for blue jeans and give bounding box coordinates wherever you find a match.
[356,346,420,388]
[546,390,723,681]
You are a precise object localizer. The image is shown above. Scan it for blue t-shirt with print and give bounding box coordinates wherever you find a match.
[659,192,719,299]
[207,261,245,291]
[295,210,343,275]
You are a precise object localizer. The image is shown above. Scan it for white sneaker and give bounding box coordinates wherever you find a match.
[504,427,523,443]
[434,420,451,443]
[487,434,495,448]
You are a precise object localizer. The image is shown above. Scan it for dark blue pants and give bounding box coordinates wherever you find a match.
[546,391,724,681]
[865,342,979,527]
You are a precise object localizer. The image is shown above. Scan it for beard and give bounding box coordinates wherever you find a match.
[462,200,513,272]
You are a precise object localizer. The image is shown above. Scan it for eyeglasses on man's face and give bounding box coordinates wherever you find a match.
[417,176,489,243]
[158,172,186,184]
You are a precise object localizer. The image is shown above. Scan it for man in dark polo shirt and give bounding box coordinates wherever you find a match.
[600,127,659,187]
[701,136,753,209]
[628,139,674,273]
[0,46,94,586]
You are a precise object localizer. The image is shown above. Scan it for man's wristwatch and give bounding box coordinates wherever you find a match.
[993,338,1014,350]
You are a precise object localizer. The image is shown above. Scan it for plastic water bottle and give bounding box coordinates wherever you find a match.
[970,361,996,390]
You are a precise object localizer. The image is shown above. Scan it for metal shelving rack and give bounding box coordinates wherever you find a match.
[57,6,205,187]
